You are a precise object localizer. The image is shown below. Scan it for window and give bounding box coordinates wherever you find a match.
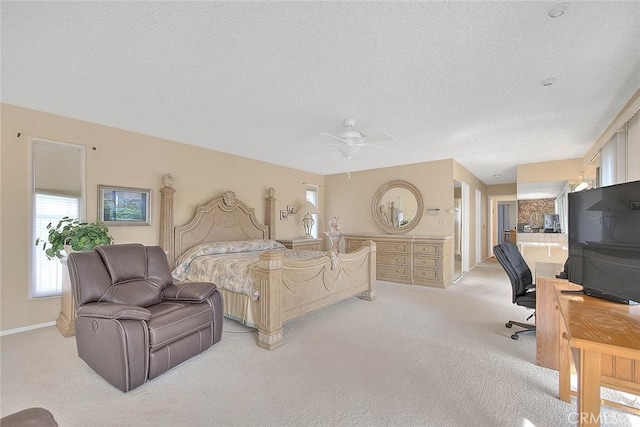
[31,139,85,298]
[599,109,640,186]
[305,184,319,238]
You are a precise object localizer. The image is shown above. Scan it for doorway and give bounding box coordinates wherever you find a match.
[453,180,463,281]
[489,195,517,256]
[497,201,516,244]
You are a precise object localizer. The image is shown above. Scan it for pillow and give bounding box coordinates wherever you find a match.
[172,239,285,281]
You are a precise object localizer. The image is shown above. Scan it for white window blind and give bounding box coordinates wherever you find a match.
[600,135,617,187]
[33,140,83,197]
[599,110,640,186]
[31,139,85,298]
[627,112,640,182]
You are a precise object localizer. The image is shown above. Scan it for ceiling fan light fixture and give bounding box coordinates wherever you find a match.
[340,130,363,140]
[321,118,393,159]
[337,144,361,159]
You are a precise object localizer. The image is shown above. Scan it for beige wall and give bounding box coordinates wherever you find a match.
[0,104,495,332]
[517,158,584,184]
[325,159,488,266]
[1,103,324,331]
[486,183,516,196]
[325,159,455,237]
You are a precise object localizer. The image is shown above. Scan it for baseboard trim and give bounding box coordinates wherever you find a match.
[0,321,56,337]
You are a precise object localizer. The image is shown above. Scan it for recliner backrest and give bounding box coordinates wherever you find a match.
[69,244,174,307]
[493,242,533,303]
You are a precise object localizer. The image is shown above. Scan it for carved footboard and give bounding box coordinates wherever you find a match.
[257,241,376,350]
[160,178,377,350]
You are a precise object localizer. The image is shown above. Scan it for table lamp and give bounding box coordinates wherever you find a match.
[299,200,318,239]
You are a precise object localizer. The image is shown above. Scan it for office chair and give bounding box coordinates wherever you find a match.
[493,241,536,340]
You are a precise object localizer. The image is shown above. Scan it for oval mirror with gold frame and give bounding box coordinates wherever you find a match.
[371,180,424,234]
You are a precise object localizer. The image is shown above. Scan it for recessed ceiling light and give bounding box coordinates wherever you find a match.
[547,3,570,19]
[540,78,556,87]
[492,174,501,179]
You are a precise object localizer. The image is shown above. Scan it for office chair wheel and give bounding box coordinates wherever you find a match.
[505,322,513,328]
[511,333,519,340]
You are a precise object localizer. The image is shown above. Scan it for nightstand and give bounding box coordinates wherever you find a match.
[277,237,324,251]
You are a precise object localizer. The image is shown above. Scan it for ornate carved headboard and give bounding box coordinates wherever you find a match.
[159,175,276,266]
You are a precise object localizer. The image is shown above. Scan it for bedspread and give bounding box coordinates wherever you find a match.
[172,243,325,300]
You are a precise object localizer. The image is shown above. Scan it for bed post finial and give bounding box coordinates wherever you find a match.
[162,174,174,189]
[266,187,276,240]
[160,174,176,266]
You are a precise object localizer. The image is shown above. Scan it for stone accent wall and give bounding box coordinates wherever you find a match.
[517,198,555,229]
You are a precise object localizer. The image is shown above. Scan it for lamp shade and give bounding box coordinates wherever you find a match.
[300,200,318,215]
[337,144,361,159]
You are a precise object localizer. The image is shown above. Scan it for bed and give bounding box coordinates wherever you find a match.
[159,179,376,350]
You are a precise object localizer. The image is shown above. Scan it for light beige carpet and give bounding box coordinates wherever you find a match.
[1,260,638,426]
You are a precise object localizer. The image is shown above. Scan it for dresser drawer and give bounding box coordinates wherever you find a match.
[377,241,410,254]
[378,264,410,278]
[345,239,366,252]
[414,243,439,256]
[414,256,437,268]
[413,267,438,281]
[378,254,409,266]
[344,234,451,288]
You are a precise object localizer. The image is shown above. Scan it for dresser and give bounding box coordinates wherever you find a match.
[277,237,324,251]
[344,234,453,288]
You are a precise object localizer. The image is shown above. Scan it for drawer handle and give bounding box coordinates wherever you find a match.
[397,258,402,262]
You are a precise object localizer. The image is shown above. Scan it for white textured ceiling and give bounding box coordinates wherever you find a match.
[2,1,639,184]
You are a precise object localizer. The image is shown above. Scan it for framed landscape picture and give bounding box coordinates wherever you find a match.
[98,185,151,226]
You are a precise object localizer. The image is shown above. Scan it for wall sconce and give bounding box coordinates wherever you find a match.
[574,181,590,192]
[574,171,591,192]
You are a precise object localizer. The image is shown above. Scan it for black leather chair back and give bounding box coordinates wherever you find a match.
[494,242,533,303]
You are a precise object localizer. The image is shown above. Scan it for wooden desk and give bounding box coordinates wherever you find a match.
[535,262,580,369]
[555,286,640,425]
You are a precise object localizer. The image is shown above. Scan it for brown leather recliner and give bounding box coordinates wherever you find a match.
[67,243,223,392]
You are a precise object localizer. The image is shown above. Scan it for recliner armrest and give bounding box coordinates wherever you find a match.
[162,282,217,303]
[77,302,151,321]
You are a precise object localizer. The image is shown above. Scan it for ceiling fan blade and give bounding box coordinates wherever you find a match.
[366,142,394,150]
[365,133,395,143]
[302,143,341,151]
[320,133,347,143]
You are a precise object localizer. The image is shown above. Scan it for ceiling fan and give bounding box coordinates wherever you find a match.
[320,119,394,159]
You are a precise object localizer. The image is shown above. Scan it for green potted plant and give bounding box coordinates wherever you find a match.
[35,216,114,260]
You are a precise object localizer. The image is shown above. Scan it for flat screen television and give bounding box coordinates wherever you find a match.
[567,179,640,304]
